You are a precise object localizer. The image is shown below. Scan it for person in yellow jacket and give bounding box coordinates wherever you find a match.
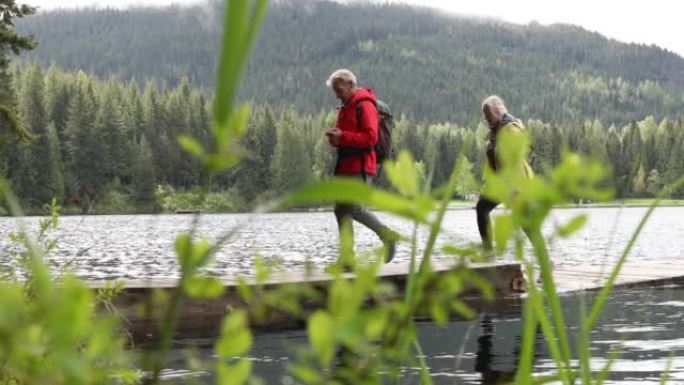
[476,95,534,251]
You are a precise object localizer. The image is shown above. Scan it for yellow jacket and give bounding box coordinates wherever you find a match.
[484,119,534,180]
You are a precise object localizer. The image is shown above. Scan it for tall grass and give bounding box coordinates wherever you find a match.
[1,0,682,384]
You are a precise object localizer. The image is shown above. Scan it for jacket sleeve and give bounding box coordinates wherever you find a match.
[338,101,378,148]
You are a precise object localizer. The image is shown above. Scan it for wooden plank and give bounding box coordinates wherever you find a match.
[85,260,518,289]
[552,258,684,293]
[85,255,684,343]
[88,261,522,343]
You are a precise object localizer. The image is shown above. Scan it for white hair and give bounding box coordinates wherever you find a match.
[326,69,357,88]
[482,95,508,119]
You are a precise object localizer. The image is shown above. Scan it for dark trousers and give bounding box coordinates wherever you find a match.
[476,196,500,250]
[333,174,388,242]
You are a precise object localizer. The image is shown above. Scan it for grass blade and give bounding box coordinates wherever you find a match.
[515,292,538,384]
[587,177,684,330]
[529,228,574,375]
[281,178,433,223]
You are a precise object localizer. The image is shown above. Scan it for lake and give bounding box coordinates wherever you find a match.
[2,206,683,383]
[158,285,684,384]
[0,207,682,280]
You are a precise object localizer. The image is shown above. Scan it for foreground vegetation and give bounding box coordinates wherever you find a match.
[1,1,683,385]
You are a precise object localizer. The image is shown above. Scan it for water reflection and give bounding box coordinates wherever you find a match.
[159,286,684,384]
[475,314,518,384]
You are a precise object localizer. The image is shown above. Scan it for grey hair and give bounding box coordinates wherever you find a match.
[481,95,508,119]
[326,69,357,88]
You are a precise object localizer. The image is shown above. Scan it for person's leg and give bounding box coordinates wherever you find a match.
[334,202,355,243]
[353,175,397,262]
[334,174,397,262]
[333,202,355,268]
[340,201,396,262]
[476,196,499,250]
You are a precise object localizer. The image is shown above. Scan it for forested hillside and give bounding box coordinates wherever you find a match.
[15,0,684,125]
[1,64,682,214]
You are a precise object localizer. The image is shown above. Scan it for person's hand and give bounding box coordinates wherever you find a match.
[325,127,342,145]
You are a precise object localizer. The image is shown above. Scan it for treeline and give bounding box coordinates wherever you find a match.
[0,63,683,214]
[15,0,684,126]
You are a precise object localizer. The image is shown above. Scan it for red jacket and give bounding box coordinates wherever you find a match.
[333,87,378,176]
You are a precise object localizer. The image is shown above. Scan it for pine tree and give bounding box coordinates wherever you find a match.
[454,156,478,199]
[0,0,35,138]
[36,123,65,203]
[15,64,64,205]
[45,64,71,137]
[622,122,644,196]
[234,111,266,202]
[142,83,170,183]
[63,71,98,207]
[270,110,312,194]
[605,128,624,195]
[94,85,128,184]
[312,133,334,181]
[131,136,157,204]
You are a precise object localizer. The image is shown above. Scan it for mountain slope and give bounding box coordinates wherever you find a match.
[16,0,684,125]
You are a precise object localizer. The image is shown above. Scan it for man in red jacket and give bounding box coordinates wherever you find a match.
[324,69,396,263]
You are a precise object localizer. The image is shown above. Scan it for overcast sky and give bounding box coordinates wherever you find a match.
[29,0,684,57]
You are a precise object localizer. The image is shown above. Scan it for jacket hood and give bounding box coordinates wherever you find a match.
[349,87,377,105]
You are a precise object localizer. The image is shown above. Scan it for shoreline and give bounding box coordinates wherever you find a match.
[3,200,684,217]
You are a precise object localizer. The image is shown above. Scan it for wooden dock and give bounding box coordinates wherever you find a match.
[87,257,684,343]
[552,258,684,293]
[88,261,522,344]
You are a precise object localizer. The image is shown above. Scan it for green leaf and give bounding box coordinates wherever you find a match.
[558,214,588,237]
[497,128,529,170]
[236,278,252,301]
[217,359,252,385]
[191,239,213,267]
[205,153,240,174]
[481,167,510,203]
[442,245,479,259]
[228,104,251,140]
[364,311,386,339]
[216,328,252,358]
[175,235,213,272]
[253,257,272,284]
[213,0,249,126]
[430,303,448,324]
[451,300,476,319]
[216,310,252,357]
[419,363,433,385]
[177,135,205,159]
[288,364,323,384]
[281,178,433,223]
[174,233,192,268]
[515,297,537,384]
[493,213,514,254]
[183,276,225,299]
[212,104,251,159]
[384,150,419,197]
[308,310,335,366]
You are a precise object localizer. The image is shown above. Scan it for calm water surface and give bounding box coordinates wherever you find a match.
[158,285,684,384]
[2,207,683,383]
[0,207,682,280]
